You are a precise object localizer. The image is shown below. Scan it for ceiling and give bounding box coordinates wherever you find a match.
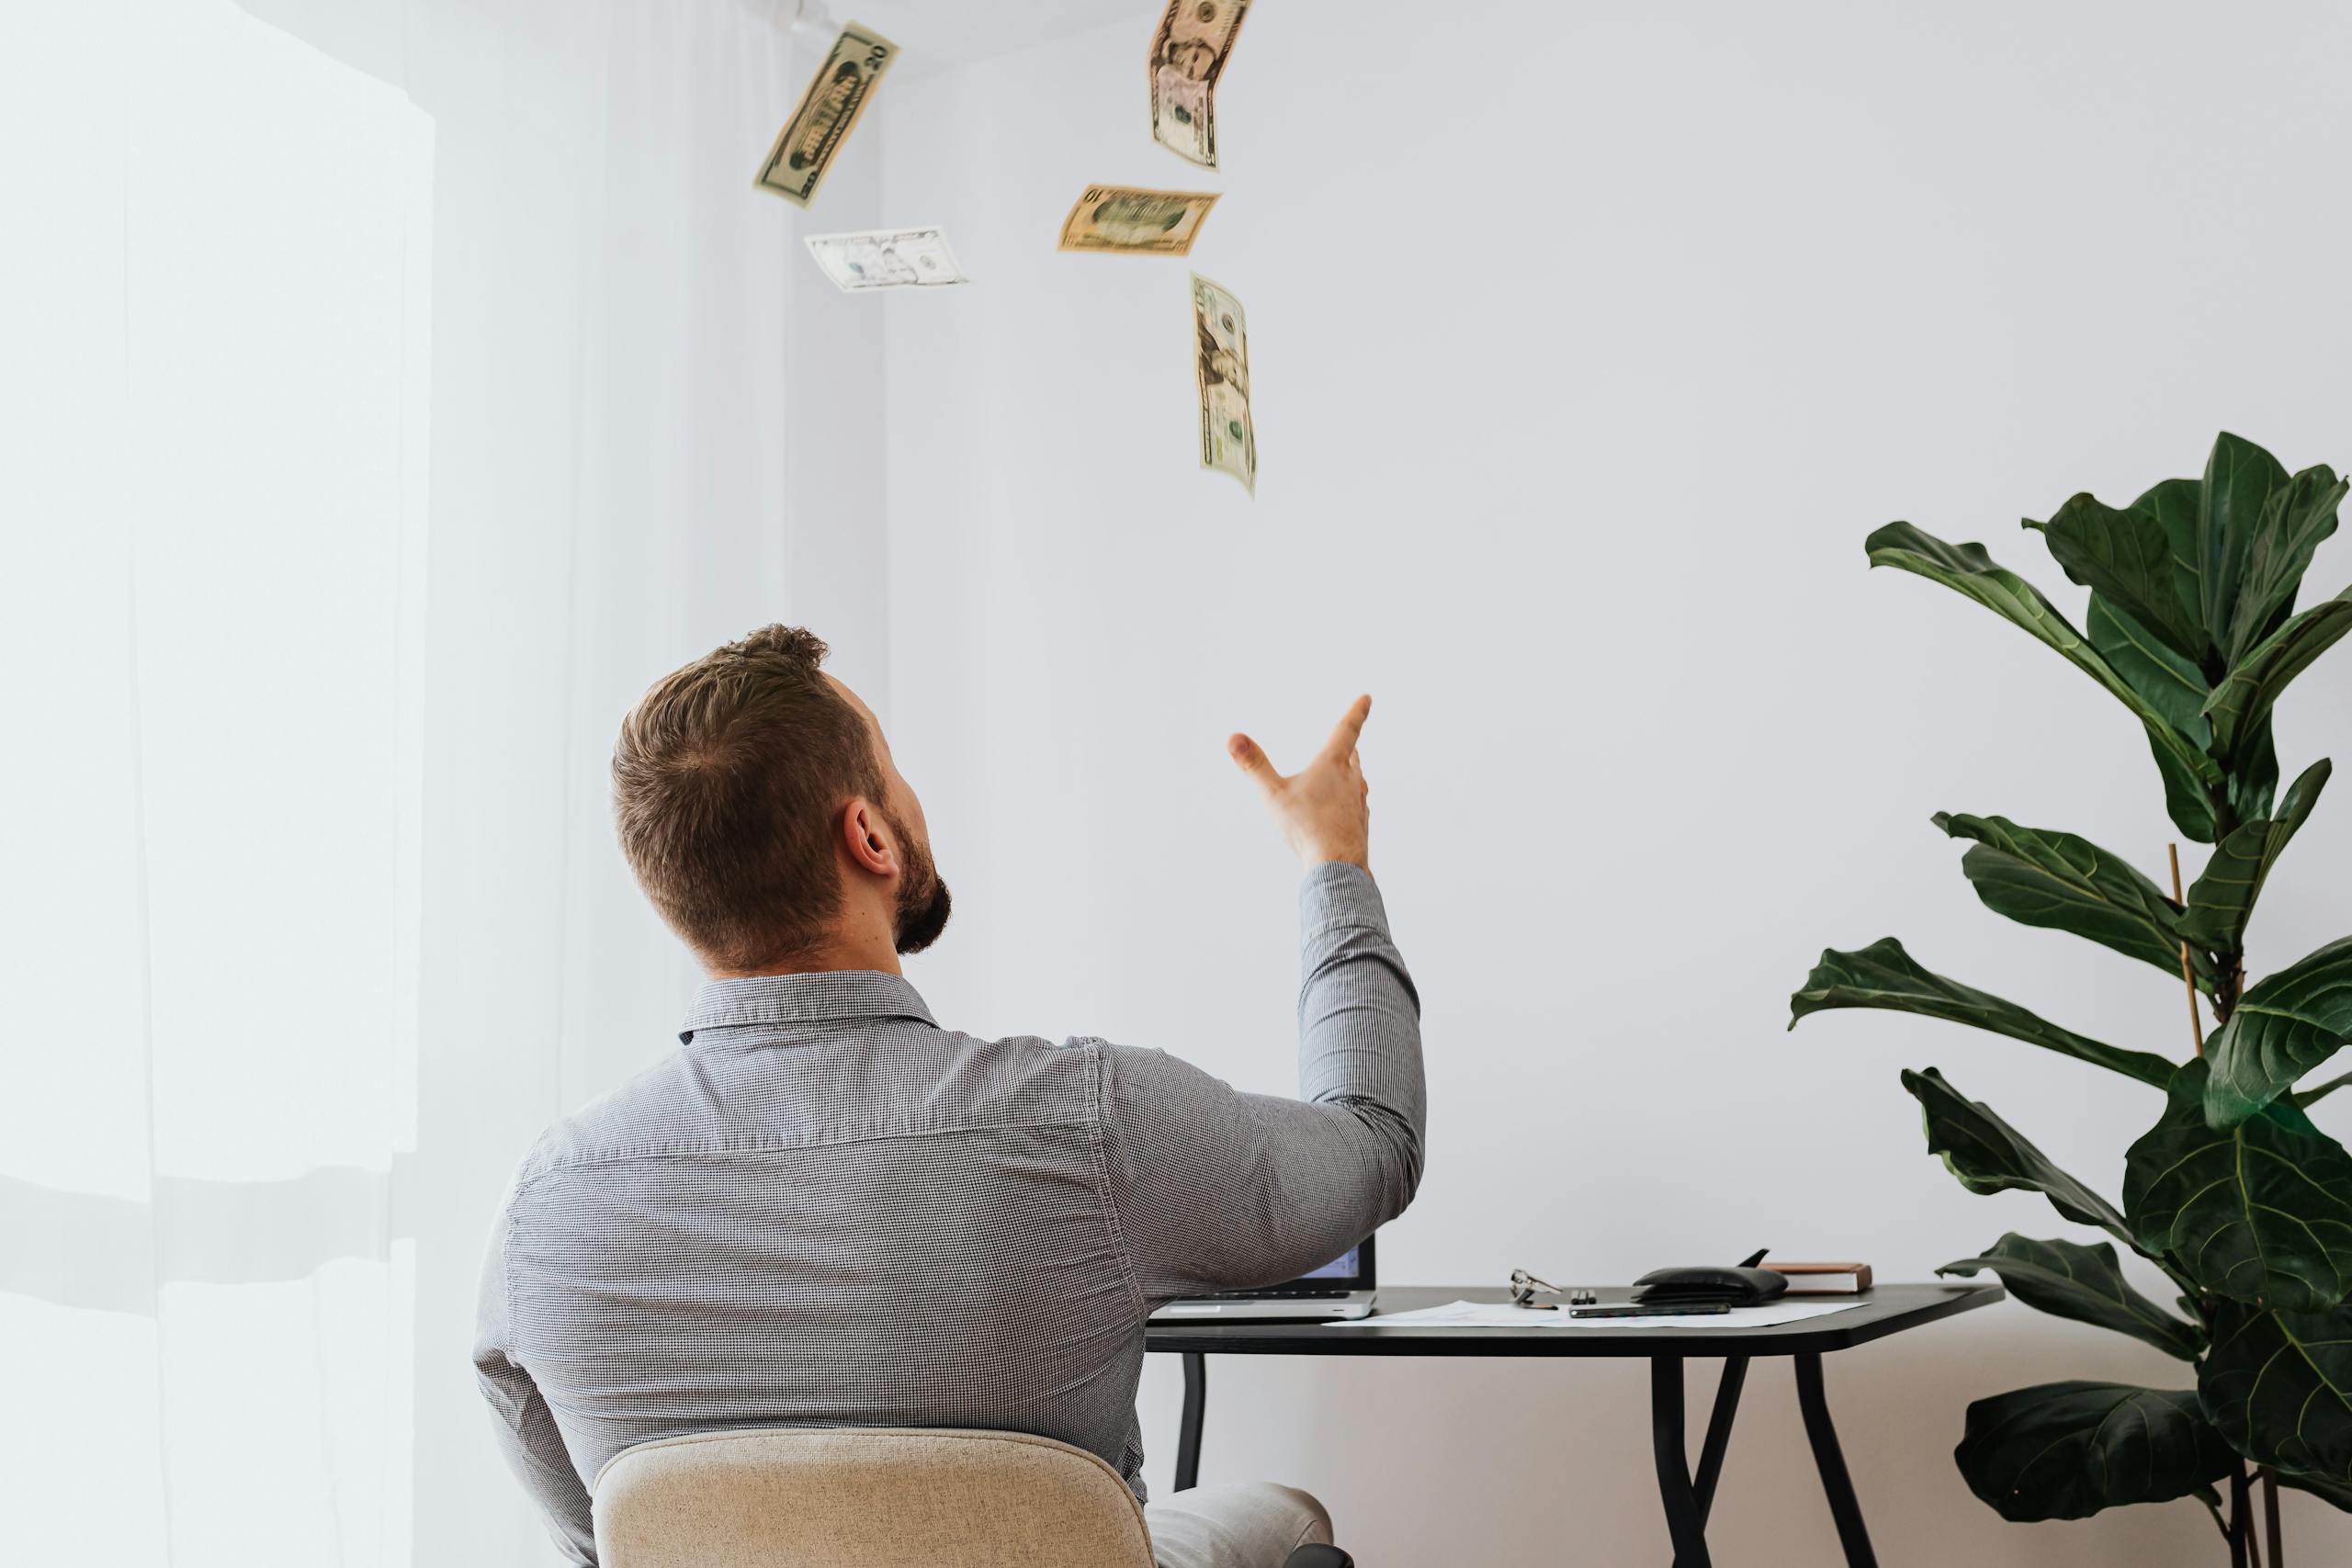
[753,0,1144,75]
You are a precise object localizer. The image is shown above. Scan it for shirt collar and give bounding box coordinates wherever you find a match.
[679,970,939,1044]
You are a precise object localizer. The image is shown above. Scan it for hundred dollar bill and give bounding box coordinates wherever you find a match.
[754,22,897,209]
[1191,272,1255,495]
[1057,186,1220,256]
[1148,0,1250,168]
[805,227,967,291]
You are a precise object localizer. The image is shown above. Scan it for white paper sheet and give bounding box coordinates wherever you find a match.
[1323,1299,1866,1330]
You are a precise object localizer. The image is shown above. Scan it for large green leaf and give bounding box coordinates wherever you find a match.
[1866,524,2221,793]
[2203,590,2352,763]
[2228,714,2281,829]
[2087,595,2213,742]
[2135,476,2208,638]
[2094,595,2220,866]
[2199,1301,2352,1483]
[2143,726,2220,844]
[2205,937,2352,1127]
[1939,1234,2201,1359]
[2123,1058,2352,1309]
[2199,432,2290,650]
[1902,1066,2132,1240]
[1933,813,2208,989]
[2029,493,2209,663]
[2179,759,2331,952]
[2229,463,2346,663]
[1792,938,2177,1088]
[1954,1382,2235,1521]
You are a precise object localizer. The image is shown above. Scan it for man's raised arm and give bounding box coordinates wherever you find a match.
[1098,696,1426,1302]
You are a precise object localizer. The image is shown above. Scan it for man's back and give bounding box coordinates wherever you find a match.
[476,865,1422,1564]
[492,973,1165,1498]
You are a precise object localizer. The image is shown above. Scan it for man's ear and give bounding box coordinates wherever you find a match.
[840,797,899,879]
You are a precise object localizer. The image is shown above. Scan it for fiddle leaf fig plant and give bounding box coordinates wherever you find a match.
[1792,433,2352,1555]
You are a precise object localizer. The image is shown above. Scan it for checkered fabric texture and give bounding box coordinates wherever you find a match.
[474,863,1423,1564]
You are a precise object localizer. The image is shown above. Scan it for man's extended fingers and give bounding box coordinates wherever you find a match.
[1227,732,1284,795]
[1321,694,1373,760]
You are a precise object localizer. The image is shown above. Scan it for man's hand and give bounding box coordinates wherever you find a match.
[1227,695,1374,872]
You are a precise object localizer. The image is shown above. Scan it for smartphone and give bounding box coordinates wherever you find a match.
[1567,1302,1733,1319]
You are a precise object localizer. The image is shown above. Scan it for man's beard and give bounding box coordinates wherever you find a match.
[889,816,953,955]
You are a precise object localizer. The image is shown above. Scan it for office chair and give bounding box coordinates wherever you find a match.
[594,1427,1351,1568]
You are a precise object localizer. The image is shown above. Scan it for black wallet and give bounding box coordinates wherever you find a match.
[1629,1263,1789,1308]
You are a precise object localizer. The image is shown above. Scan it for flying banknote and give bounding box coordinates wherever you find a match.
[1191,272,1255,494]
[754,21,897,209]
[804,227,967,291]
[1057,186,1221,255]
[1148,0,1250,168]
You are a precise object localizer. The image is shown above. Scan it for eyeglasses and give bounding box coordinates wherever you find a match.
[1509,1269,1597,1307]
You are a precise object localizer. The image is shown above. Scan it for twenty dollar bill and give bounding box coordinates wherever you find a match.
[1057,186,1220,255]
[1191,273,1255,495]
[1149,0,1250,168]
[754,22,897,209]
[805,227,967,291]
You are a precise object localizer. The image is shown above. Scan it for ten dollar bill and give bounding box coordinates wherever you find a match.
[754,22,897,209]
[1057,186,1220,255]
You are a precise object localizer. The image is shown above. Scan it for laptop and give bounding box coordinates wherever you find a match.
[1148,1234,1378,1324]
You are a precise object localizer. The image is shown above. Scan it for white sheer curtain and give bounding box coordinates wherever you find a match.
[1,0,845,1562]
[3,4,429,1562]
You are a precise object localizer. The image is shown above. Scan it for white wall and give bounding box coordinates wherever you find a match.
[876,4,2352,1562]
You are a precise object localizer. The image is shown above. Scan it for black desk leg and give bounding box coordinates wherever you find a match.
[1686,1357,1748,1543]
[1175,1351,1206,1493]
[1794,1351,1878,1568]
[1651,1357,1713,1568]
[1658,1356,1749,1568]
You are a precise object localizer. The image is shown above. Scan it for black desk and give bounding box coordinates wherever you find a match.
[1145,1282,2002,1568]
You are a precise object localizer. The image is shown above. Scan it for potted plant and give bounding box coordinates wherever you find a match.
[1790,432,2352,1562]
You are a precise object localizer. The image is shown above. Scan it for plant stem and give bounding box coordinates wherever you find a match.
[2169,844,2205,1056]
[2264,1468,2283,1567]
[2233,1466,2261,1568]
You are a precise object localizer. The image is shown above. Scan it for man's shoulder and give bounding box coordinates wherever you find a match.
[922,1028,1110,1122]
[502,1053,703,1197]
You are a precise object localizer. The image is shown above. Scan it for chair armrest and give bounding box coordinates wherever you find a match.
[1283,1548,1352,1568]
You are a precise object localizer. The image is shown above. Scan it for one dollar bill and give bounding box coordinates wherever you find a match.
[1191,273,1255,495]
[1149,0,1250,168]
[1057,186,1220,255]
[754,22,897,209]
[805,227,967,291]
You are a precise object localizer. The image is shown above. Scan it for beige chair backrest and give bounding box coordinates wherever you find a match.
[593,1427,1158,1568]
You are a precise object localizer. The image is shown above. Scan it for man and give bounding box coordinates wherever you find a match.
[474,626,1424,1568]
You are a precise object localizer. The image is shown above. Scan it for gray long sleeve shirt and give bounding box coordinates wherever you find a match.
[473,863,1423,1563]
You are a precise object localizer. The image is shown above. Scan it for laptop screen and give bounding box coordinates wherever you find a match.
[1255,1232,1375,1292]
[1295,1246,1360,1281]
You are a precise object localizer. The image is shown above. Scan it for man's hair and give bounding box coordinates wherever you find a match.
[612,625,886,970]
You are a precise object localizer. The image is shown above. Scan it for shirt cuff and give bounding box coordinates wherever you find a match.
[1300,860,1389,936]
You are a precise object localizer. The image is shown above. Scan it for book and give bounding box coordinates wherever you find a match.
[1765,1262,1873,1294]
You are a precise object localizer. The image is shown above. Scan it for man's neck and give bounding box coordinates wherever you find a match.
[709,916,902,981]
